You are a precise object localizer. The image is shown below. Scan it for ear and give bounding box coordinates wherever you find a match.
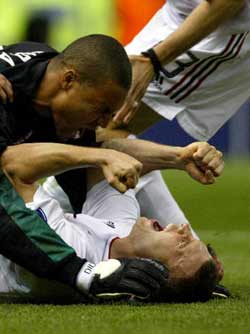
[61,69,78,90]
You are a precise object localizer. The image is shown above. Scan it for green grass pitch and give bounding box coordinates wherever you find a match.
[0,160,250,334]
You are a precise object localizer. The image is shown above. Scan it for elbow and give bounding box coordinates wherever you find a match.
[1,147,23,184]
[1,147,15,175]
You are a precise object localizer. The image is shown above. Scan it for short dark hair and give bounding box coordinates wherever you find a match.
[151,259,219,303]
[54,34,132,90]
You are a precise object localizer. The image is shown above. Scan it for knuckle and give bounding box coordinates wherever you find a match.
[195,152,203,160]
[218,151,223,158]
[107,176,116,185]
[198,141,208,149]
[136,164,142,172]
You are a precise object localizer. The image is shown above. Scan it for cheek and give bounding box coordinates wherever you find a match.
[52,93,71,115]
[83,109,98,121]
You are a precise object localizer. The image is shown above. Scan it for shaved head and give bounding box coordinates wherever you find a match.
[53,34,132,90]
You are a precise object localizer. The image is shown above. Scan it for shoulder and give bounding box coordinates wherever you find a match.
[1,41,58,54]
[0,41,59,74]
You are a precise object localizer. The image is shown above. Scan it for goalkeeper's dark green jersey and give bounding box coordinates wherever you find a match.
[0,41,90,288]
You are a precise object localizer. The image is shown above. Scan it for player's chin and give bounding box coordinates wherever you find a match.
[137,218,164,234]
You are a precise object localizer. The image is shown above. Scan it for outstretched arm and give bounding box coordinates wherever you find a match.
[102,138,224,184]
[1,142,142,201]
[152,0,244,66]
[114,0,245,123]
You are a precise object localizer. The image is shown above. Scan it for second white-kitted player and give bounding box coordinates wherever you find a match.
[115,0,250,141]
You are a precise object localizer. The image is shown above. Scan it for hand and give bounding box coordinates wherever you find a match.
[179,142,224,184]
[76,258,168,299]
[101,150,142,192]
[113,55,154,125]
[96,126,130,143]
[0,74,13,104]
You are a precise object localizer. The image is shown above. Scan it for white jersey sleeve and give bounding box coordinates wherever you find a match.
[26,185,123,263]
[42,176,140,238]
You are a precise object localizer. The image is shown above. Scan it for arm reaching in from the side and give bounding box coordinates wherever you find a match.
[102,138,224,184]
[1,142,142,201]
[114,0,245,124]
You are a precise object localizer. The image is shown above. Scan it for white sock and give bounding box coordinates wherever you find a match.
[135,170,199,239]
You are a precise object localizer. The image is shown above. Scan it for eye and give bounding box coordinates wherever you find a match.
[179,236,189,244]
[178,242,187,249]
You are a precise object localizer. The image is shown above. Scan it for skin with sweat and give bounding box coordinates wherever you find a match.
[33,62,127,139]
[111,220,212,280]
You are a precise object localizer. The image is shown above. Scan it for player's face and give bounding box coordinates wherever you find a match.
[51,80,127,139]
[129,219,212,280]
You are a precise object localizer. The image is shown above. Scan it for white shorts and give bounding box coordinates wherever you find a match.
[126,6,250,140]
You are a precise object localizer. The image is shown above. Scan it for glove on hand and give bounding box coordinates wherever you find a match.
[76,258,168,299]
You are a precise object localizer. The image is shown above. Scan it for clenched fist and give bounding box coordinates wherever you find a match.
[100,149,142,192]
[179,142,224,184]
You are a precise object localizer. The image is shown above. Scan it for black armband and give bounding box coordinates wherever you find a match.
[141,48,162,77]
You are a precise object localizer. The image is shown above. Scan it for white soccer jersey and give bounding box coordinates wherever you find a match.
[0,184,140,301]
[165,0,250,33]
[126,1,250,140]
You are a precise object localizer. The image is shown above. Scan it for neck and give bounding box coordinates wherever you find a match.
[110,237,136,259]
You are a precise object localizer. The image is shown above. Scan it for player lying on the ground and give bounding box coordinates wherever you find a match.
[0,140,224,303]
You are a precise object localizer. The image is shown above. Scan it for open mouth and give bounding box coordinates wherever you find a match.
[151,220,163,231]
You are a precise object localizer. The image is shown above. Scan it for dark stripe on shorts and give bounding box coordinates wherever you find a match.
[175,33,248,103]
[163,33,248,102]
[164,34,237,96]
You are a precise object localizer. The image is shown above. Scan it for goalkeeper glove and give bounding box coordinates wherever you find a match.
[76,258,168,299]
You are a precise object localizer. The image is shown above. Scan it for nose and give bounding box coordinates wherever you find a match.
[177,224,193,239]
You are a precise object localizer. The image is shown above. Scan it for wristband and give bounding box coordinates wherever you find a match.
[141,48,162,77]
[76,261,96,293]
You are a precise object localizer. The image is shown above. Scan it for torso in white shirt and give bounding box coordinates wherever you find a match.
[0,182,140,302]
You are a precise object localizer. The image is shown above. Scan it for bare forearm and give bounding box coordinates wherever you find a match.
[154,0,245,64]
[1,143,110,184]
[102,138,183,174]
